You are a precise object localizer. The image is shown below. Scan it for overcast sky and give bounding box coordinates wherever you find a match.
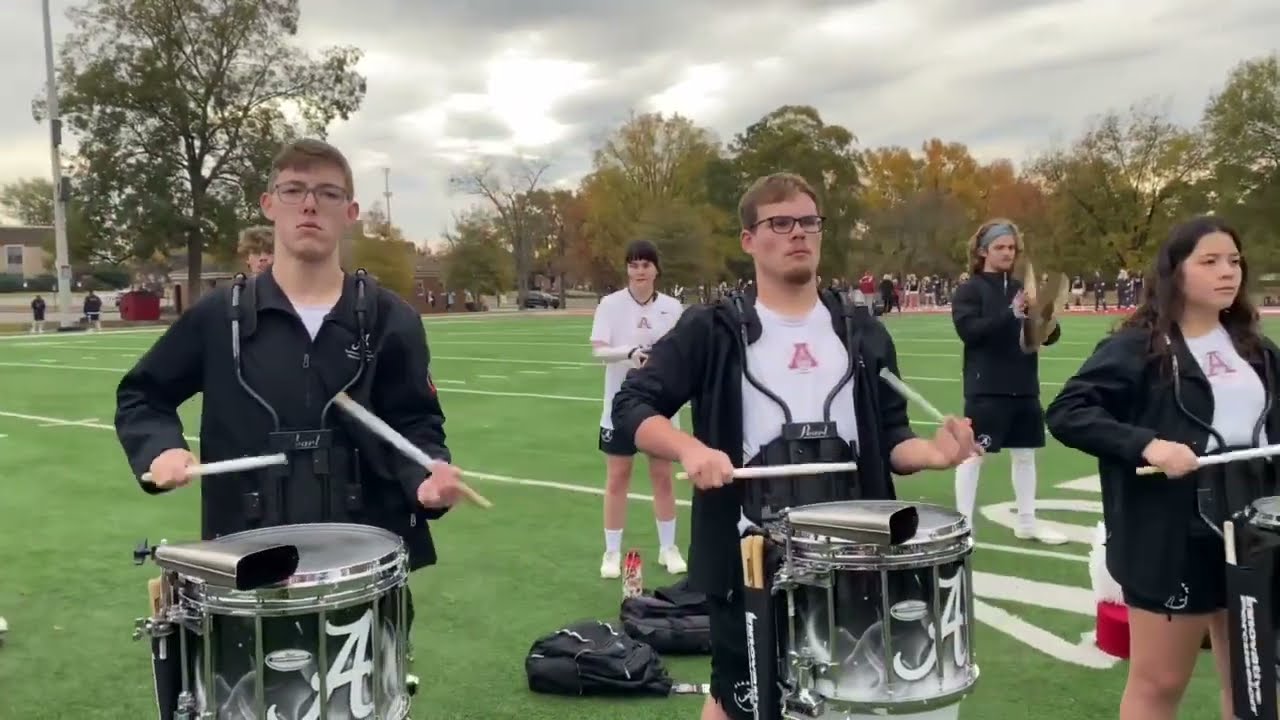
[2,0,1277,247]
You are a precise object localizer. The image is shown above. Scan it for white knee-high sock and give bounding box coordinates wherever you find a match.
[1010,448,1037,527]
[955,455,984,526]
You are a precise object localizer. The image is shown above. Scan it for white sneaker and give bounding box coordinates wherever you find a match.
[1015,524,1068,545]
[600,551,622,579]
[659,545,687,574]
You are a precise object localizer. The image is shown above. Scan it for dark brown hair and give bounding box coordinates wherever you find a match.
[1119,214,1262,365]
[269,139,354,196]
[737,173,820,229]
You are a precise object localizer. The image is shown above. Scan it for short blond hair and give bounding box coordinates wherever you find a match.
[238,226,274,257]
[737,172,820,229]
[268,138,355,196]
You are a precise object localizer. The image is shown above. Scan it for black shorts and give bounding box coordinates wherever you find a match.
[965,395,1045,453]
[598,426,637,456]
[1123,535,1226,616]
[707,590,756,720]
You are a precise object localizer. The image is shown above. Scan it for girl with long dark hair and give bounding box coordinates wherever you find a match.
[1046,215,1280,719]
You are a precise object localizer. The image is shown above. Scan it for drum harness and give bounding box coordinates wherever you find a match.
[728,290,864,524]
[229,270,374,527]
[1165,335,1276,539]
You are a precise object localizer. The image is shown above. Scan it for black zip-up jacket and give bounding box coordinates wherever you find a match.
[951,271,1061,397]
[1045,326,1280,600]
[612,288,919,598]
[114,269,451,570]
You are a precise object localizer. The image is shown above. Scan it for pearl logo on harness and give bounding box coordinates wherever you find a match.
[891,569,967,682]
[268,609,376,720]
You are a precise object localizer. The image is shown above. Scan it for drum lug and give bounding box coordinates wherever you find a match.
[783,688,825,717]
[174,691,197,720]
[784,652,826,717]
[132,616,173,641]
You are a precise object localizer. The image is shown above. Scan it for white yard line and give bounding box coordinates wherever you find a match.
[39,417,97,428]
[0,406,1076,563]
[0,361,943,422]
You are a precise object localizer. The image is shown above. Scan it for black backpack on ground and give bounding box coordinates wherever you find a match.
[620,578,712,655]
[525,620,674,697]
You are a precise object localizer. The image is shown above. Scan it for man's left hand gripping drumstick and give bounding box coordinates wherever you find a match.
[332,392,493,509]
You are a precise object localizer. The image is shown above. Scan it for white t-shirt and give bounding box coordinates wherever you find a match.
[1184,325,1268,451]
[591,289,684,429]
[742,301,859,462]
[297,305,332,340]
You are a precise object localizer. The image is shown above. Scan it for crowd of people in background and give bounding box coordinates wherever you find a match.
[650,266,1148,314]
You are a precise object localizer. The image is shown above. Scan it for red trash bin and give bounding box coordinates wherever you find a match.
[119,290,161,321]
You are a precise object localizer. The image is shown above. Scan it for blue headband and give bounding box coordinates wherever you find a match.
[977,223,1017,249]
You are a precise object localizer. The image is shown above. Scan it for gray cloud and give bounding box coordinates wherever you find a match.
[1,0,1277,247]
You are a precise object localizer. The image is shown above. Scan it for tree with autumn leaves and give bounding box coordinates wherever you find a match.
[443,53,1280,293]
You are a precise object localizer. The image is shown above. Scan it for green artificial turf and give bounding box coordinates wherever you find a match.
[2,311,1272,719]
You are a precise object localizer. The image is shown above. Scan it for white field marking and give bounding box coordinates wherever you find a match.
[477,374,507,380]
[39,358,57,363]
[518,370,548,375]
[0,406,1082,564]
[433,379,466,385]
[40,417,97,428]
[890,335,1104,347]
[81,356,97,360]
[0,361,941,425]
[0,328,164,342]
[10,343,149,351]
[434,355,594,367]
[901,351,1085,363]
[980,498,1103,545]
[1056,475,1101,493]
[973,598,1119,670]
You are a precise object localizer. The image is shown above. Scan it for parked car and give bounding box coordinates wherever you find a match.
[524,290,560,309]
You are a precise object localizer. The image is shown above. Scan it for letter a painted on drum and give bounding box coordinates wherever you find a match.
[892,570,966,682]
[281,610,377,720]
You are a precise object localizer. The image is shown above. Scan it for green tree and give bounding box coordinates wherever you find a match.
[441,210,514,296]
[43,0,366,303]
[1202,54,1280,271]
[351,206,414,298]
[578,112,723,288]
[0,177,112,264]
[1026,101,1208,271]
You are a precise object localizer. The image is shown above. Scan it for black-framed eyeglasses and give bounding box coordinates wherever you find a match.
[756,215,824,234]
[273,181,350,207]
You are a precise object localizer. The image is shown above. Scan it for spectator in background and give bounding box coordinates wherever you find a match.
[83,290,102,331]
[30,294,46,333]
[238,226,275,276]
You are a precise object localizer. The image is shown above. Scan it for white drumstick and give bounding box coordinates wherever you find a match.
[676,461,857,481]
[878,367,947,422]
[333,392,493,508]
[140,453,288,483]
[1136,442,1280,476]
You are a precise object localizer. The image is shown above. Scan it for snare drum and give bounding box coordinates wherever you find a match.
[772,500,978,718]
[145,523,412,720]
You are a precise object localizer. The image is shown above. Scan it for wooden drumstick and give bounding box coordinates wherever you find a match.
[676,461,858,482]
[333,392,493,509]
[1136,443,1280,476]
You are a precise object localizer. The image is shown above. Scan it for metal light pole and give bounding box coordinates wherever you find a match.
[42,0,74,329]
